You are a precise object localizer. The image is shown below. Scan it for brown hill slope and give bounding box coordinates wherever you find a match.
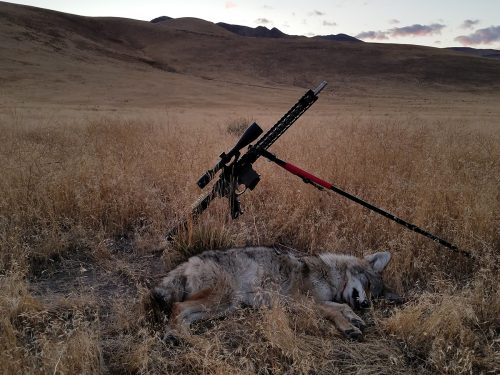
[1,1,500,108]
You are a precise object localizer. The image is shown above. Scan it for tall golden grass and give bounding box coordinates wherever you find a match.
[0,109,498,374]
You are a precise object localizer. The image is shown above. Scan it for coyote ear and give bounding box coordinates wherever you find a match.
[364,251,391,273]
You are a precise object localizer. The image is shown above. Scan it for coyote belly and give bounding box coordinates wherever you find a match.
[152,246,395,339]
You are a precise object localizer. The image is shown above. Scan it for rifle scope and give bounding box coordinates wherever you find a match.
[197,122,263,189]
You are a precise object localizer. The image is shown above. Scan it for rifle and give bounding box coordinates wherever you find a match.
[167,80,471,258]
[165,81,328,238]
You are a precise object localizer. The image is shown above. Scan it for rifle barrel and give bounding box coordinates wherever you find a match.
[313,81,328,96]
[254,83,327,152]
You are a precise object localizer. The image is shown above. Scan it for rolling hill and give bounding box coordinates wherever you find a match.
[1,1,500,109]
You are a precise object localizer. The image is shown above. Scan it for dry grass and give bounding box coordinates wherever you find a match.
[0,106,499,374]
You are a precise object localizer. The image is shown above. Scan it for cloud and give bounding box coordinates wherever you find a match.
[323,20,337,27]
[356,23,445,40]
[263,5,273,9]
[461,19,480,29]
[389,19,400,25]
[356,30,389,40]
[390,23,445,37]
[309,10,325,16]
[255,18,271,25]
[455,25,500,45]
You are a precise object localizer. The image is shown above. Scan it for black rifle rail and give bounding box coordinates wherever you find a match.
[254,90,318,151]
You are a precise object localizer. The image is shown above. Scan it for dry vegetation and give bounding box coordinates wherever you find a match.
[2,4,499,373]
[0,105,498,374]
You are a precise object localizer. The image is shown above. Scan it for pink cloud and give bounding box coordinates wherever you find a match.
[225,1,237,9]
[356,30,389,40]
[390,24,445,37]
[356,23,445,41]
[455,26,500,45]
[461,19,480,29]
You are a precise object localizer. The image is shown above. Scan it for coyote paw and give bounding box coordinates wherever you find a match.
[162,328,182,346]
[341,307,366,331]
[343,326,363,340]
[348,315,366,330]
[338,308,364,340]
[319,302,367,340]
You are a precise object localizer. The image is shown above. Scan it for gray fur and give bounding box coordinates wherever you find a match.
[153,247,394,339]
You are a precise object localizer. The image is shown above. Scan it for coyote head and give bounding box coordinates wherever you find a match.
[321,251,399,309]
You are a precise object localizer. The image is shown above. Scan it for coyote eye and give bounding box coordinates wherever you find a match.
[359,274,369,288]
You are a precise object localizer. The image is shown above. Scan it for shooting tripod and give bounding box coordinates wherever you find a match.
[258,149,471,258]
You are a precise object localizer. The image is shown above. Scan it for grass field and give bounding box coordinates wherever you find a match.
[1,95,498,374]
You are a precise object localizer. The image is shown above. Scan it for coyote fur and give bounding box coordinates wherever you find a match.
[152,246,397,339]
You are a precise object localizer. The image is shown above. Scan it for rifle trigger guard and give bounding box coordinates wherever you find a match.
[235,185,247,195]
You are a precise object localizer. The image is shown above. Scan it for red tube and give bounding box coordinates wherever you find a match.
[281,162,333,190]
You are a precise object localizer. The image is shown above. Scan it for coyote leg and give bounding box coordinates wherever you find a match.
[170,288,236,329]
[318,301,366,339]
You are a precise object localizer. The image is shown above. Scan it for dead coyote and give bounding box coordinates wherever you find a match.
[152,247,398,339]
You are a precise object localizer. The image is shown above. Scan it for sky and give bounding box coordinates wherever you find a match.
[9,0,500,49]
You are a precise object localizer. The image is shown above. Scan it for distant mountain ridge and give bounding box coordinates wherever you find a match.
[2,0,500,104]
[150,16,172,23]
[314,34,362,42]
[216,22,287,38]
[447,47,500,60]
[150,16,362,42]
[150,16,500,56]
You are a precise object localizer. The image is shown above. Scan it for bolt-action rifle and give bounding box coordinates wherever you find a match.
[167,81,470,258]
[166,81,327,238]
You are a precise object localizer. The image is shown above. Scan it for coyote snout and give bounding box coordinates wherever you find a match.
[152,247,398,340]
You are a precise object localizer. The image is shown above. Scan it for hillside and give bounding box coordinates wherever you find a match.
[1,1,500,109]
